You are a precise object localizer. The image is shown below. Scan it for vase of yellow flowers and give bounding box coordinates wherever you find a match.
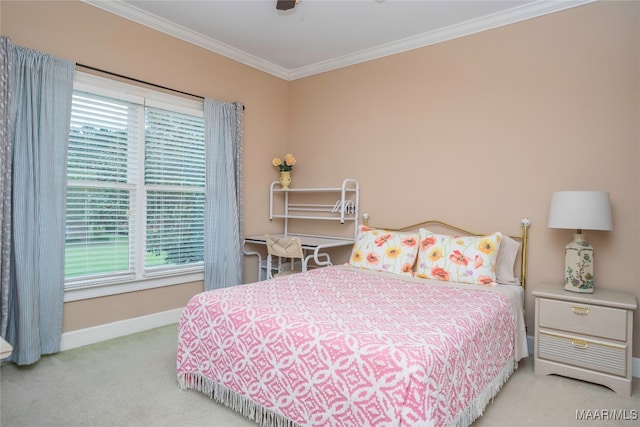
[272,153,296,189]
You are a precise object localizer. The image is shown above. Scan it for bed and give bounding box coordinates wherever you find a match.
[177,219,530,427]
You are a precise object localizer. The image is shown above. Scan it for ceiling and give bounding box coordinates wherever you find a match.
[84,0,593,81]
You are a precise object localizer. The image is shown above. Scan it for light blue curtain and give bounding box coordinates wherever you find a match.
[5,42,74,365]
[203,100,244,291]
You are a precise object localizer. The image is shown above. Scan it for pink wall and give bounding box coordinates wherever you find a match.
[1,0,290,331]
[288,1,640,355]
[2,1,639,357]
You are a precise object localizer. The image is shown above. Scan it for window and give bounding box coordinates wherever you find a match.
[65,73,205,299]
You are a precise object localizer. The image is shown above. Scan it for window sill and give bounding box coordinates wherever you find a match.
[63,271,204,302]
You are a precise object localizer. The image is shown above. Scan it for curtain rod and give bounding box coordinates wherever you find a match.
[76,63,245,109]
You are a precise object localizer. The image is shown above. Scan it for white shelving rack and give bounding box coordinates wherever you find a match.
[244,178,360,281]
[269,178,360,239]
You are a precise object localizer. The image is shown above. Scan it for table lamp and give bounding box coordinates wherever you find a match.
[547,191,612,293]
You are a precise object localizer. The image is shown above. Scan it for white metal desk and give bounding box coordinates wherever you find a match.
[243,233,355,280]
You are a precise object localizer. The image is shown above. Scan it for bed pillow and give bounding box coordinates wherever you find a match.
[496,235,520,285]
[414,229,503,286]
[349,226,419,275]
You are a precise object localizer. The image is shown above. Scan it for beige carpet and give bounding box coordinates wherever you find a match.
[1,324,638,426]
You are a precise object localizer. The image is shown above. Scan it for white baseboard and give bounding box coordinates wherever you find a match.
[59,308,182,352]
[527,335,640,378]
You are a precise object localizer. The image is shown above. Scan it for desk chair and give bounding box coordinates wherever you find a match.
[265,235,305,278]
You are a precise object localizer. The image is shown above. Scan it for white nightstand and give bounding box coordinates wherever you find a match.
[533,284,636,396]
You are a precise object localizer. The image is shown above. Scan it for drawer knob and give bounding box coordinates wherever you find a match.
[571,339,590,349]
[571,306,590,315]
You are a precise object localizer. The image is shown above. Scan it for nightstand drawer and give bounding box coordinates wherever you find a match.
[538,298,628,341]
[538,330,627,377]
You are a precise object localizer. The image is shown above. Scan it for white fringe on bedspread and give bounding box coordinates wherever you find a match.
[178,373,300,427]
[178,358,517,427]
[452,359,518,427]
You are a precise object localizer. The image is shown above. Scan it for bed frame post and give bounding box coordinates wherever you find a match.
[520,218,531,289]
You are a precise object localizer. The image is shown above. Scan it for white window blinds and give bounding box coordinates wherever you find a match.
[65,75,205,288]
[66,91,139,281]
[144,107,205,270]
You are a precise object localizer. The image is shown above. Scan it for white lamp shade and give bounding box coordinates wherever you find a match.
[547,191,613,231]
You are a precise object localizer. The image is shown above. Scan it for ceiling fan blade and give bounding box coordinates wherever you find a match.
[276,0,297,11]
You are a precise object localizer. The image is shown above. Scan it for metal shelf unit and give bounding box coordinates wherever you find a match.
[269,178,360,238]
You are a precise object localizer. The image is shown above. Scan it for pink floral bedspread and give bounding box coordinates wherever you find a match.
[177,266,516,427]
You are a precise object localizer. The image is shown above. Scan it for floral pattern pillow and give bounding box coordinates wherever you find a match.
[349,226,419,275]
[414,229,503,286]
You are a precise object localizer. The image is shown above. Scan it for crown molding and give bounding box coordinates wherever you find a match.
[82,0,290,80]
[83,0,595,82]
[287,0,596,80]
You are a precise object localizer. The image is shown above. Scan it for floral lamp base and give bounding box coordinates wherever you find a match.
[279,171,292,189]
[563,234,594,293]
